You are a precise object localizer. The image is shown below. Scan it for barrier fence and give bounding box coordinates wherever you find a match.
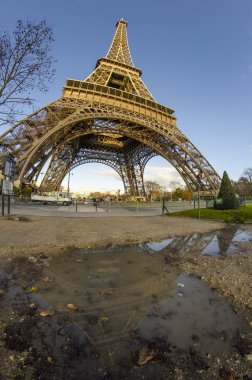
[2,196,207,217]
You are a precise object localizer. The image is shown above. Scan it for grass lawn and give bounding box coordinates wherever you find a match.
[171,204,252,222]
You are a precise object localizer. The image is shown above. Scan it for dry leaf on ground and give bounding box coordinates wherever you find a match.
[67,303,77,310]
[100,288,116,296]
[39,310,55,317]
[137,346,155,366]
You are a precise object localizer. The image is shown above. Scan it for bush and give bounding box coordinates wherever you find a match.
[223,215,234,224]
[214,196,239,210]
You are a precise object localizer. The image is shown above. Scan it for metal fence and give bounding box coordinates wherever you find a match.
[2,196,208,217]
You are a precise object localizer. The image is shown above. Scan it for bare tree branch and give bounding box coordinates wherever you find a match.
[243,168,252,183]
[0,19,56,126]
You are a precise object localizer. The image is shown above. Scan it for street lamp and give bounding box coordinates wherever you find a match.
[197,174,202,219]
[67,171,73,196]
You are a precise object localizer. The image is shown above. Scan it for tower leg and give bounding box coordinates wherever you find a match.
[41,144,75,192]
[120,153,146,197]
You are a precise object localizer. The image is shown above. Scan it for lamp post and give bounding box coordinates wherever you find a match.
[67,172,73,197]
[197,174,201,219]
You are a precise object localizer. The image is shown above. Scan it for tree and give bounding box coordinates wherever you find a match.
[243,168,252,183]
[235,169,252,198]
[169,180,181,201]
[172,187,184,201]
[216,171,237,209]
[89,191,104,198]
[0,19,55,125]
[235,176,251,197]
[218,171,235,199]
[144,180,163,200]
[183,188,193,200]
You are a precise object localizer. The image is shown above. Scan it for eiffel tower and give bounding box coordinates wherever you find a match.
[0,19,220,196]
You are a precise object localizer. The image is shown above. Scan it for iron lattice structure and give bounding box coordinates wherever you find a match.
[0,19,220,195]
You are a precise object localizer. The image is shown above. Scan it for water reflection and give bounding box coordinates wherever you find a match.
[38,246,180,363]
[34,237,249,367]
[143,227,252,256]
[138,273,244,355]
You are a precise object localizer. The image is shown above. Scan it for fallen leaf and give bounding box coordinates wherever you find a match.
[100,288,116,296]
[47,356,53,363]
[30,286,38,292]
[245,354,252,361]
[137,346,155,366]
[0,289,4,296]
[67,303,77,310]
[42,276,53,283]
[100,316,109,324]
[39,310,55,317]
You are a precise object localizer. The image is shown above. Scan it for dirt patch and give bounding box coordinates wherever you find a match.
[176,251,252,323]
[0,214,224,256]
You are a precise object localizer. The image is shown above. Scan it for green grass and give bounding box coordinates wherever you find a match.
[171,204,252,223]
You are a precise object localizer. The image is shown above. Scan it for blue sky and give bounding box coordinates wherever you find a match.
[1,0,252,192]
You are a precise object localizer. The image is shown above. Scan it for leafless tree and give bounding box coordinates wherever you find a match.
[235,169,252,197]
[145,180,163,200]
[0,19,55,126]
[235,177,251,197]
[243,167,252,183]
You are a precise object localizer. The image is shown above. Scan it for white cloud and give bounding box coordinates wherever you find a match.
[62,162,184,193]
[89,165,184,189]
[144,166,183,190]
[88,165,184,190]
[88,167,121,181]
[72,186,119,194]
[248,144,252,151]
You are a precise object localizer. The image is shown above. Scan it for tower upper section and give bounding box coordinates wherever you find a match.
[105,19,134,67]
[82,19,156,100]
[64,19,174,103]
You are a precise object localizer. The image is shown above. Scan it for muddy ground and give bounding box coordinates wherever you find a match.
[0,215,225,254]
[0,214,251,379]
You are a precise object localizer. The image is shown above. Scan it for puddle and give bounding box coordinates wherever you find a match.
[145,238,175,252]
[233,229,252,242]
[0,233,250,379]
[32,245,180,356]
[144,227,252,256]
[137,272,244,355]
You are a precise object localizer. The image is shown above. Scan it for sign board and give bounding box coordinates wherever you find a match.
[2,179,13,195]
[4,156,16,178]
